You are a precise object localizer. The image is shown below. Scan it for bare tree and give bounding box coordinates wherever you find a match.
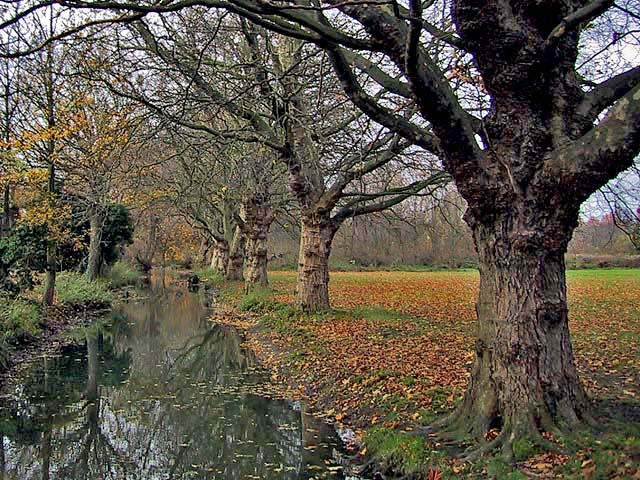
[3,0,639,455]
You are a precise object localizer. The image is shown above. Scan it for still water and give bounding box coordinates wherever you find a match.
[0,280,346,479]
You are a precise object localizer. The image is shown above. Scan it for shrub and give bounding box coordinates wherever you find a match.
[34,272,113,306]
[108,261,142,288]
[0,295,43,368]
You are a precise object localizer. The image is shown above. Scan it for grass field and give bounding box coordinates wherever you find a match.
[244,268,640,478]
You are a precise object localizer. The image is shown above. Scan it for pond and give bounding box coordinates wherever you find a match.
[0,277,349,479]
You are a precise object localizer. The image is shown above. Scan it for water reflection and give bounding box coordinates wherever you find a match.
[0,281,343,479]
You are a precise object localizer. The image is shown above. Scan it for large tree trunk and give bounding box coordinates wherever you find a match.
[225,226,245,281]
[295,214,336,312]
[242,196,274,291]
[438,207,593,459]
[210,239,229,274]
[85,206,103,282]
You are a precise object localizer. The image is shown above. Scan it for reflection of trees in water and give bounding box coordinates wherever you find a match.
[0,291,339,480]
[0,328,133,480]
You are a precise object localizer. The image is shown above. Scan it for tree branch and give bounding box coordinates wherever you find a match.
[545,0,615,49]
[328,1,482,177]
[332,172,449,224]
[545,84,640,203]
[577,65,640,122]
[328,48,441,155]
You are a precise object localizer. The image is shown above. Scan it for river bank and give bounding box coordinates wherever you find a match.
[0,302,110,389]
[209,270,640,480]
[0,274,352,479]
[0,266,143,388]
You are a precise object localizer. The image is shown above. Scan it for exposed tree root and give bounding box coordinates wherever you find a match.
[426,406,586,464]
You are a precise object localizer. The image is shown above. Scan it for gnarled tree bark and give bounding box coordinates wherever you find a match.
[241,194,274,291]
[210,239,229,275]
[295,212,337,312]
[437,202,594,458]
[225,225,245,281]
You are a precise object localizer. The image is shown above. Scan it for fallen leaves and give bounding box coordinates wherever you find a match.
[219,269,640,479]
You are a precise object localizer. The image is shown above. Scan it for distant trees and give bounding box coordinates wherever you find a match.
[71,11,448,301]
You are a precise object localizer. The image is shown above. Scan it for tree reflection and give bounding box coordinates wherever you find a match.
[0,288,341,480]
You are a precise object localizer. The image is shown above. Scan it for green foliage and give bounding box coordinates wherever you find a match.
[0,224,48,293]
[0,295,42,368]
[34,272,113,306]
[100,204,134,267]
[107,261,142,288]
[0,295,42,340]
[0,203,134,296]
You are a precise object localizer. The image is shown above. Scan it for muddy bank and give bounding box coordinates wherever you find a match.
[0,302,109,389]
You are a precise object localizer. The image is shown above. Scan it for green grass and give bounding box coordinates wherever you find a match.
[107,261,143,288]
[194,268,226,287]
[364,427,452,477]
[0,295,43,368]
[350,305,413,322]
[566,268,640,281]
[238,286,276,312]
[33,272,113,306]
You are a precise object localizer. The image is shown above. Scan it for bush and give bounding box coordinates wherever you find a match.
[0,295,42,341]
[34,272,113,306]
[0,294,43,367]
[108,261,142,288]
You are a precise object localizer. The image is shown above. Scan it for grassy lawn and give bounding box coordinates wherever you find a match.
[245,268,640,478]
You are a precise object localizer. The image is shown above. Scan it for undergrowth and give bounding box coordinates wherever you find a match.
[0,295,42,368]
[194,268,226,287]
[33,272,113,306]
[108,261,143,288]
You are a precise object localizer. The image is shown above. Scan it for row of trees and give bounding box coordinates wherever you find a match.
[2,0,639,458]
[62,11,449,308]
[0,13,138,302]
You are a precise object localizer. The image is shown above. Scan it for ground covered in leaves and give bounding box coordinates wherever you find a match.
[214,269,640,479]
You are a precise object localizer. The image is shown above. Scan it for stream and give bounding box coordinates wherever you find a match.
[0,277,350,479]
